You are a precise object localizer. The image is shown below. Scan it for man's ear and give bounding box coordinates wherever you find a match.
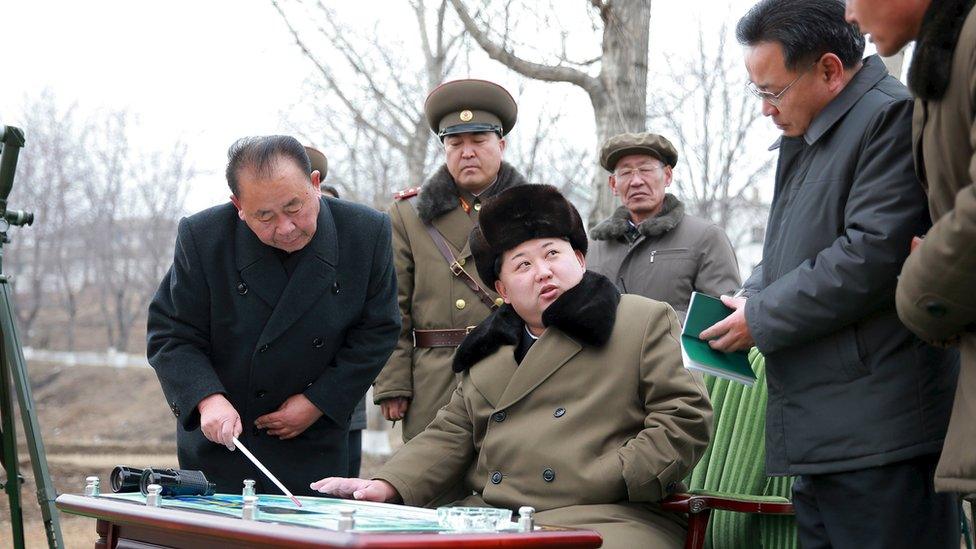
[230,194,245,220]
[575,250,586,270]
[494,279,510,304]
[311,170,321,187]
[608,174,619,195]
[663,166,673,188]
[498,136,507,154]
[821,53,847,92]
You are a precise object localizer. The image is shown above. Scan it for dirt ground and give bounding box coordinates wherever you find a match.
[0,361,389,548]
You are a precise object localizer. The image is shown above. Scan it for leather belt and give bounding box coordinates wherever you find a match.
[414,327,476,348]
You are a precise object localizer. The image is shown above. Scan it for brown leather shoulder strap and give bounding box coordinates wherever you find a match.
[407,199,498,311]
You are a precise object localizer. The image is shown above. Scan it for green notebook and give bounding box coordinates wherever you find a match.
[680,292,756,386]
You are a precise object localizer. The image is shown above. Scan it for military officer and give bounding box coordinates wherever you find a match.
[372,79,530,443]
[312,185,713,549]
[306,144,368,478]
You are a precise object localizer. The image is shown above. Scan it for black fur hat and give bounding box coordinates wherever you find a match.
[470,184,587,288]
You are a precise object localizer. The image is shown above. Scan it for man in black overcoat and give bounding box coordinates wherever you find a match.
[147,135,400,496]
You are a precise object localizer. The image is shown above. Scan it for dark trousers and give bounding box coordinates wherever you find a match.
[792,453,959,549]
[347,429,362,478]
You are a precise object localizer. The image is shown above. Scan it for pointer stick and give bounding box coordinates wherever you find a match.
[232,436,302,507]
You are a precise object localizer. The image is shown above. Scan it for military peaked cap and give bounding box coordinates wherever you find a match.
[304,146,328,180]
[425,79,518,139]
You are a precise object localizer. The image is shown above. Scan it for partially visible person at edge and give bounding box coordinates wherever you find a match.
[371,80,529,455]
[702,0,960,547]
[311,184,713,549]
[147,136,399,495]
[306,144,367,479]
[846,0,976,497]
[588,132,740,322]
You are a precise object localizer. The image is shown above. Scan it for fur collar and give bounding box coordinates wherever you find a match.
[589,194,685,241]
[908,0,976,100]
[453,271,620,372]
[415,161,529,223]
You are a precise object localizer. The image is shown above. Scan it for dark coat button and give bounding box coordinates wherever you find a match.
[171,403,181,418]
[554,407,566,418]
[492,411,506,422]
[256,390,267,399]
[490,471,502,484]
[258,344,269,353]
[331,281,340,294]
[542,468,555,482]
[925,301,948,318]
[237,282,248,295]
[312,337,324,348]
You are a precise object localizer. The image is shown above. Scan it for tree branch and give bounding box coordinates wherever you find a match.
[450,0,600,94]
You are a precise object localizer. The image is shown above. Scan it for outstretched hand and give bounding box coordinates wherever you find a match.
[310,477,399,502]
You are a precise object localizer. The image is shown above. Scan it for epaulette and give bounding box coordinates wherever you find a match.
[393,186,421,200]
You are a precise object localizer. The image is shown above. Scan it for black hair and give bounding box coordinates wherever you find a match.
[319,184,340,199]
[225,135,311,196]
[736,0,865,70]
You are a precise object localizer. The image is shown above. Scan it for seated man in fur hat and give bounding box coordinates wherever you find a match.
[311,185,712,548]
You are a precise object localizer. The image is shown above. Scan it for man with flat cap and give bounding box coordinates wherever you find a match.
[588,132,740,321]
[313,184,712,549]
[372,79,530,448]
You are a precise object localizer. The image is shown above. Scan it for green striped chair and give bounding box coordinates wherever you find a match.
[662,349,798,549]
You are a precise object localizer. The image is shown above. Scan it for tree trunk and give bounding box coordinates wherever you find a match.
[589,0,650,225]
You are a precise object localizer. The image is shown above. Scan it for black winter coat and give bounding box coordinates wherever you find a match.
[147,197,399,495]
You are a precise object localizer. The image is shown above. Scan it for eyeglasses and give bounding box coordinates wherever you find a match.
[746,61,818,107]
[613,164,664,181]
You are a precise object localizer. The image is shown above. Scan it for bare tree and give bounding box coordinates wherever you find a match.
[272,0,466,207]
[85,112,192,352]
[451,0,651,224]
[648,23,774,249]
[5,91,88,347]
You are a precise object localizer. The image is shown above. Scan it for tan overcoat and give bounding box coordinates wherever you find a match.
[372,163,528,441]
[376,273,713,549]
[896,5,976,494]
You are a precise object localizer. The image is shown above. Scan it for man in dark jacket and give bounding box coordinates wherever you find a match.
[147,135,400,496]
[703,1,959,546]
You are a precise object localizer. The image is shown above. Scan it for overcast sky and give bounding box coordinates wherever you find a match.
[0,0,879,213]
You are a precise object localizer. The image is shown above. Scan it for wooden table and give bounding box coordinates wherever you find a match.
[56,494,603,548]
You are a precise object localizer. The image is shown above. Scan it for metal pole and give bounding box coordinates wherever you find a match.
[0,329,26,548]
[0,125,64,548]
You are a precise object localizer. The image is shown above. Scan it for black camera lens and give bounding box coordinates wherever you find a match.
[139,468,216,497]
[110,466,144,493]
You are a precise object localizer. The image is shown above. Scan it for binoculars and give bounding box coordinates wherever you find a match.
[110,466,216,497]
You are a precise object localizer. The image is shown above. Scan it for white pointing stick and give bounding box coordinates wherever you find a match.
[231,436,302,507]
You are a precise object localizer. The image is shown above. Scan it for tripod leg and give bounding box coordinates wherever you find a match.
[1,281,63,548]
[0,352,26,549]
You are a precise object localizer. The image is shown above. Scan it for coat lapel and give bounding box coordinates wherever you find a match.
[495,329,582,410]
[235,221,287,309]
[468,346,519,409]
[431,205,474,254]
[257,198,338,346]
